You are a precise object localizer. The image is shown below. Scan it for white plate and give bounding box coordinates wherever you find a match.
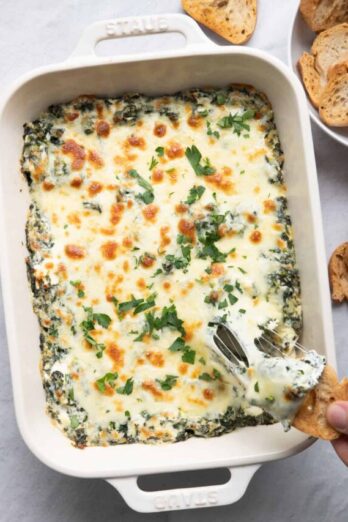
[288,7,348,147]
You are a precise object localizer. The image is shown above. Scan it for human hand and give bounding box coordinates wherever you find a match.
[327,402,348,466]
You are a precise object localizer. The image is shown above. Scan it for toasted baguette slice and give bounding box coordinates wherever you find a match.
[311,23,348,81]
[328,241,348,302]
[182,0,257,44]
[298,52,325,107]
[300,0,348,32]
[293,365,348,440]
[319,61,348,126]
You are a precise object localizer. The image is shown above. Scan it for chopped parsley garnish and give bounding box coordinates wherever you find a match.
[228,294,238,305]
[217,109,255,136]
[80,307,111,358]
[238,267,247,274]
[206,121,220,139]
[254,381,260,392]
[157,306,185,335]
[177,233,191,245]
[195,210,231,263]
[185,185,206,205]
[213,368,222,379]
[155,146,164,157]
[218,299,228,309]
[221,283,238,306]
[116,294,156,316]
[185,145,215,176]
[196,211,225,243]
[70,280,85,298]
[149,156,158,170]
[133,294,157,314]
[96,372,119,393]
[182,349,196,364]
[239,308,246,314]
[198,243,227,263]
[235,280,243,293]
[199,372,213,382]
[199,368,222,382]
[139,190,154,204]
[169,337,186,351]
[157,374,178,391]
[151,268,163,278]
[128,168,154,204]
[169,336,195,364]
[135,304,185,341]
[162,244,192,274]
[92,313,112,328]
[117,378,134,395]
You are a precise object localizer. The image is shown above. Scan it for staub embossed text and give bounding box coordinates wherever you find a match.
[106,17,169,37]
[154,490,218,510]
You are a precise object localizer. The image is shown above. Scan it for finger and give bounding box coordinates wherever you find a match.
[332,436,348,467]
[327,402,348,435]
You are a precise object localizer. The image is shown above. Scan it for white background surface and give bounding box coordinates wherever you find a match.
[0,0,347,520]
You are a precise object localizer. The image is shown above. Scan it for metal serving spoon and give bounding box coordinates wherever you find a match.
[210,322,306,370]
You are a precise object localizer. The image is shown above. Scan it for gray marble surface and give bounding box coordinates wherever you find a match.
[0,1,347,520]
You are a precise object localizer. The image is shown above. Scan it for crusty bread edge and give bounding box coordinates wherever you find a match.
[293,365,346,441]
[328,241,348,302]
[319,61,348,126]
[297,52,323,108]
[300,0,320,32]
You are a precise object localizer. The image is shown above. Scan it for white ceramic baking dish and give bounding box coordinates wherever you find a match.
[0,14,336,513]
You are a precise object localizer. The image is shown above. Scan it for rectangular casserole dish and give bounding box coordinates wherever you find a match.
[0,14,335,513]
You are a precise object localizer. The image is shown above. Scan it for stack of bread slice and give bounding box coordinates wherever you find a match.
[298,0,348,127]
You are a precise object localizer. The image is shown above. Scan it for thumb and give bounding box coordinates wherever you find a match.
[327,402,348,435]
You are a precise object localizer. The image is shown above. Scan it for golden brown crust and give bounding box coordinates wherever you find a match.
[293,365,348,440]
[182,0,257,44]
[300,0,320,31]
[328,241,348,302]
[297,52,324,108]
[300,0,348,32]
[319,61,348,126]
[334,378,348,401]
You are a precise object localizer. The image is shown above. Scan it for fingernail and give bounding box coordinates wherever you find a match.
[327,404,348,431]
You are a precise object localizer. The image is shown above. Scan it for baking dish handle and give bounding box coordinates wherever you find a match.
[106,464,259,512]
[70,13,213,59]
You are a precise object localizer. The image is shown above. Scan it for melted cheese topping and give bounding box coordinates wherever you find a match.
[22,87,312,447]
